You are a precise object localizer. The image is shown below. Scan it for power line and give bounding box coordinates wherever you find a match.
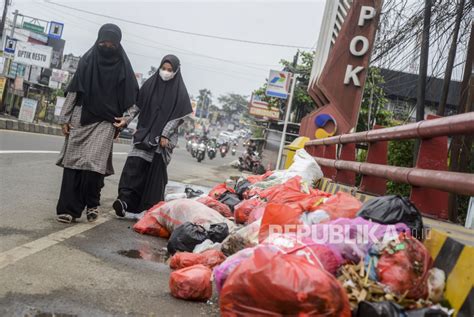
[44,0,313,49]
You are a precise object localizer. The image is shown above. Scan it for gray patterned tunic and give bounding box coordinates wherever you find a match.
[56,92,135,176]
[125,104,184,165]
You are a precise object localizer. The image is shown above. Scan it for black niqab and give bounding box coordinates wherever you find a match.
[66,24,138,125]
[134,55,192,145]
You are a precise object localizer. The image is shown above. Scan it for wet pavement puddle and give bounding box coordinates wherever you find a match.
[117,248,168,263]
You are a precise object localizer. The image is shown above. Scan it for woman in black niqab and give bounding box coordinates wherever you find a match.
[114,55,193,216]
[56,24,139,224]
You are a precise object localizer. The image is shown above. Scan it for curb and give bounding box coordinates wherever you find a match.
[0,118,132,145]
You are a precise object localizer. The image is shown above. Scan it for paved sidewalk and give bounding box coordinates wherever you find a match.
[0,116,131,144]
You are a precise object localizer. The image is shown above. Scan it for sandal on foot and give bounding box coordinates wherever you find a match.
[113,199,127,218]
[57,214,75,224]
[86,207,99,222]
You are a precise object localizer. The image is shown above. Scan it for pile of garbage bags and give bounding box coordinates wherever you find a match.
[131,149,453,316]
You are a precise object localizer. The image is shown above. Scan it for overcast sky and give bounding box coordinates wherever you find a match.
[8,0,325,105]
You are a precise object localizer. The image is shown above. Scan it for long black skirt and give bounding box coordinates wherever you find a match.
[118,154,168,213]
[56,168,105,218]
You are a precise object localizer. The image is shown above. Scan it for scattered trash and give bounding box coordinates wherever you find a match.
[167,222,208,255]
[427,268,446,304]
[354,301,452,317]
[317,191,362,219]
[357,195,424,240]
[185,187,204,198]
[300,210,330,225]
[208,183,234,200]
[234,198,264,224]
[193,239,221,253]
[218,192,241,212]
[133,202,170,238]
[221,219,261,256]
[169,264,212,301]
[170,250,226,270]
[208,223,229,243]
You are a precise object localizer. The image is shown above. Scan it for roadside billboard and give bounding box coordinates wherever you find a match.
[249,94,279,120]
[265,70,290,99]
[14,42,52,68]
[18,98,38,123]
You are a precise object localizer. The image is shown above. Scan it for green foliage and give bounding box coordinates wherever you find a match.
[251,126,264,138]
[217,93,248,119]
[386,140,415,197]
[357,67,392,132]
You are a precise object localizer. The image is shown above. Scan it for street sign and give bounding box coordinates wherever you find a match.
[249,94,279,120]
[18,98,38,123]
[4,36,17,54]
[47,37,65,69]
[14,42,53,68]
[51,68,69,83]
[23,22,45,34]
[48,21,64,39]
[265,70,290,99]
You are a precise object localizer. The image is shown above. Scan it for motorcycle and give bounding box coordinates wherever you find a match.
[186,139,193,152]
[238,151,266,175]
[207,145,217,160]
[231,147,236,156]
[196,142,206,163]
[191,141,199,158]
[220,144,229,158]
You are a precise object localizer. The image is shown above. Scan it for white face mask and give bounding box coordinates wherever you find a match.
[159,69,176,81]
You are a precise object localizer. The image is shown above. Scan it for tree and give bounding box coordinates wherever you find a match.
[218,93,249,120]
[356,67,392,132]
[197,89,212,119]
[254,51,316,123]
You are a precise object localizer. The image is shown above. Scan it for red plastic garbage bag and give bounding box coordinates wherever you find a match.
[258,203,303,243]
[247,202,267,224]
[259,176,302,202]
[220,247,351,316]
[376,233,433,299]
[246,171,273,184]
[317,192,362,219]
[169,264,212,301]
[197,196,233,218]
[170,250,226,270]
[234,198,265,224]
[133,202,170,238]
[208,183,234,200]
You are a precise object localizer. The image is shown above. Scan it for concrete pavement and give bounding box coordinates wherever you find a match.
[0,130,242,316]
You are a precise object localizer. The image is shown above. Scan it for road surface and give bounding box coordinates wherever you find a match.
[0,130,241,316]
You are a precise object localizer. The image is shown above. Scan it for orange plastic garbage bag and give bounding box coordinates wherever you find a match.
[169,264,212,301]
[133,202,170,238]
[170,250,226,270]
[208,183,234,200]
[220,247,351,316]
[258,203,303,243]
[317,191,362,219]
[197,196,233,218]
[234,198,265,224]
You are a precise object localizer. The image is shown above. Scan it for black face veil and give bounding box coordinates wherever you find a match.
[66,23,139,125]
[133,55,193,145]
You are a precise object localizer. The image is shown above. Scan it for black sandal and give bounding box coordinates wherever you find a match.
[57,214,75,224]
[86,207,99,222]
[113,199,127,218]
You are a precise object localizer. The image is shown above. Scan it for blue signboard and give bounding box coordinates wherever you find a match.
[4,36,17,54]
[48,21,64,40]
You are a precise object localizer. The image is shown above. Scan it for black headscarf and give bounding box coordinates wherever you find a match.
[133,55,192,145]
[66,23,139,125]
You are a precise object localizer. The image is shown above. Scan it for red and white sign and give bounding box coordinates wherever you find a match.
[249,94,279,120]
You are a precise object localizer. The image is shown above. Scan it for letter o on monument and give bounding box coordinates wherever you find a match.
[350,36,369,57]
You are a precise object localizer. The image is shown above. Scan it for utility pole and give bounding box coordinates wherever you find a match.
[276,51,299,170]
[0,0,9,38]
[199,93,206,120]
[414,0,432,164]
[437,0,465,116]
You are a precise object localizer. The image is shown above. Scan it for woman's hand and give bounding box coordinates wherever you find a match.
[62,123,71,136]
[113,117,128,129]
[160,137,169,148]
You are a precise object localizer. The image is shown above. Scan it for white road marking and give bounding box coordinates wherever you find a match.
[0,150,128,155]
[0,216,109,270]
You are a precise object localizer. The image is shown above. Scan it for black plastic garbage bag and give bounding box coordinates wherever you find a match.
[235,180,251,199]
[355,301,449,317]
[357,195,424,240]
[218,192,241,211]
[167,222,208,255]
[355,301,404,317]
[208,223,229,243]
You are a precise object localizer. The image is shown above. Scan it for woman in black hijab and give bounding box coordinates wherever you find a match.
[113,54,192,217]
[56,24,139,224]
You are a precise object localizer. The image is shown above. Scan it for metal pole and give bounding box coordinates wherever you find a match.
[0,0,9,38]
[10,9,17,37]
[276,73,297,170]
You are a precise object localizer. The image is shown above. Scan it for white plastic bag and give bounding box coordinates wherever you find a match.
[285,149,323,184]
[165,193,187,201]
[193,239,222,253]
[151,199,235,234]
